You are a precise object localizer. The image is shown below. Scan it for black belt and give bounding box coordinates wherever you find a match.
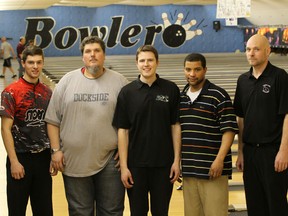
[245,142,279,147]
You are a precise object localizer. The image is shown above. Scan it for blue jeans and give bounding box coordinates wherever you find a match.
[62,155,125,216]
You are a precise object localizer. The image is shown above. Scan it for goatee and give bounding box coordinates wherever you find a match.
[86,66,101,75]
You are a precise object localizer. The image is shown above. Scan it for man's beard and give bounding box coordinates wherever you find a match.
[86,65,101,75]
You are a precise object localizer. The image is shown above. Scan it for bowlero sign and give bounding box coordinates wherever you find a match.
[24,14,203,51]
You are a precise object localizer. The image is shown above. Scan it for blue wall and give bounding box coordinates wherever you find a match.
[0,4,249,56]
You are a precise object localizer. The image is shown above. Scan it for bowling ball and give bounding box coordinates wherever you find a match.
[162,24,186,47]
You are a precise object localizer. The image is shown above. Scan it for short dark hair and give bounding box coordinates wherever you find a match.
[22,45,44,62]
[184,53,206,68]
[136,45,159,61]
[80,36,106,54]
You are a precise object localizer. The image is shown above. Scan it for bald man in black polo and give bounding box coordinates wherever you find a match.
[234,34,288,216]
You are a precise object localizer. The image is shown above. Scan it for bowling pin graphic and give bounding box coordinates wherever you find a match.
[182,19,197,31]
[162,13,171,28]
[186,29,203,40]
[175,13,184,25]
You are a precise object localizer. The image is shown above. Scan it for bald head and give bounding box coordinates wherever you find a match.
[247,34,270,50]
[245,34,271,69]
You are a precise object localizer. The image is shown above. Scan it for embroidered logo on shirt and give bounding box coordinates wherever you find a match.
[25,108,46,127]
[156,95,169,102]
[262,84,271,94]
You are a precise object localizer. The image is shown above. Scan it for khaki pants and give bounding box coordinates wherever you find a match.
[183,176,229,216]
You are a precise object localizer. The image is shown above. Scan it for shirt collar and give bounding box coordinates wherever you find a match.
[20,76,40,86]
[182,79,210,95]
[247,61,272,79]
[136,74,160,89]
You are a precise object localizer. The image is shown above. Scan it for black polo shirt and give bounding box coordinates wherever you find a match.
[113,74,180,167]
[234,62,288,145]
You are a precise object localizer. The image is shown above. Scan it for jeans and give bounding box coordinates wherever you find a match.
[63,155,125,216]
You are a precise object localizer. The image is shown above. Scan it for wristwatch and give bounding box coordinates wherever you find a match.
[50,148,61,154]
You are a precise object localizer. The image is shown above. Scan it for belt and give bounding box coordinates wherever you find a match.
[30,147,47,154]
[245,142,279,147]
[245,143,262,147]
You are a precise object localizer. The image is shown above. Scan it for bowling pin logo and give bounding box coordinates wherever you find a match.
[161,12,203,48]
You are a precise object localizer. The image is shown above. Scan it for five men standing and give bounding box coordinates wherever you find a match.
[0,33,287,216]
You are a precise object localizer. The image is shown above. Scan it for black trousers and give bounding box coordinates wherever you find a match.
[6,149,53,216]
[243,144,288,216]
[127,167,173,216]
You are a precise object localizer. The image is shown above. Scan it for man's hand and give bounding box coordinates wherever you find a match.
[121,168,134,188]
[51,151,65,172]
[10,161,25,180]
[275,149,288,172]
[170,161,180,183]
[236,151,244,172]
[209,158,223,179]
